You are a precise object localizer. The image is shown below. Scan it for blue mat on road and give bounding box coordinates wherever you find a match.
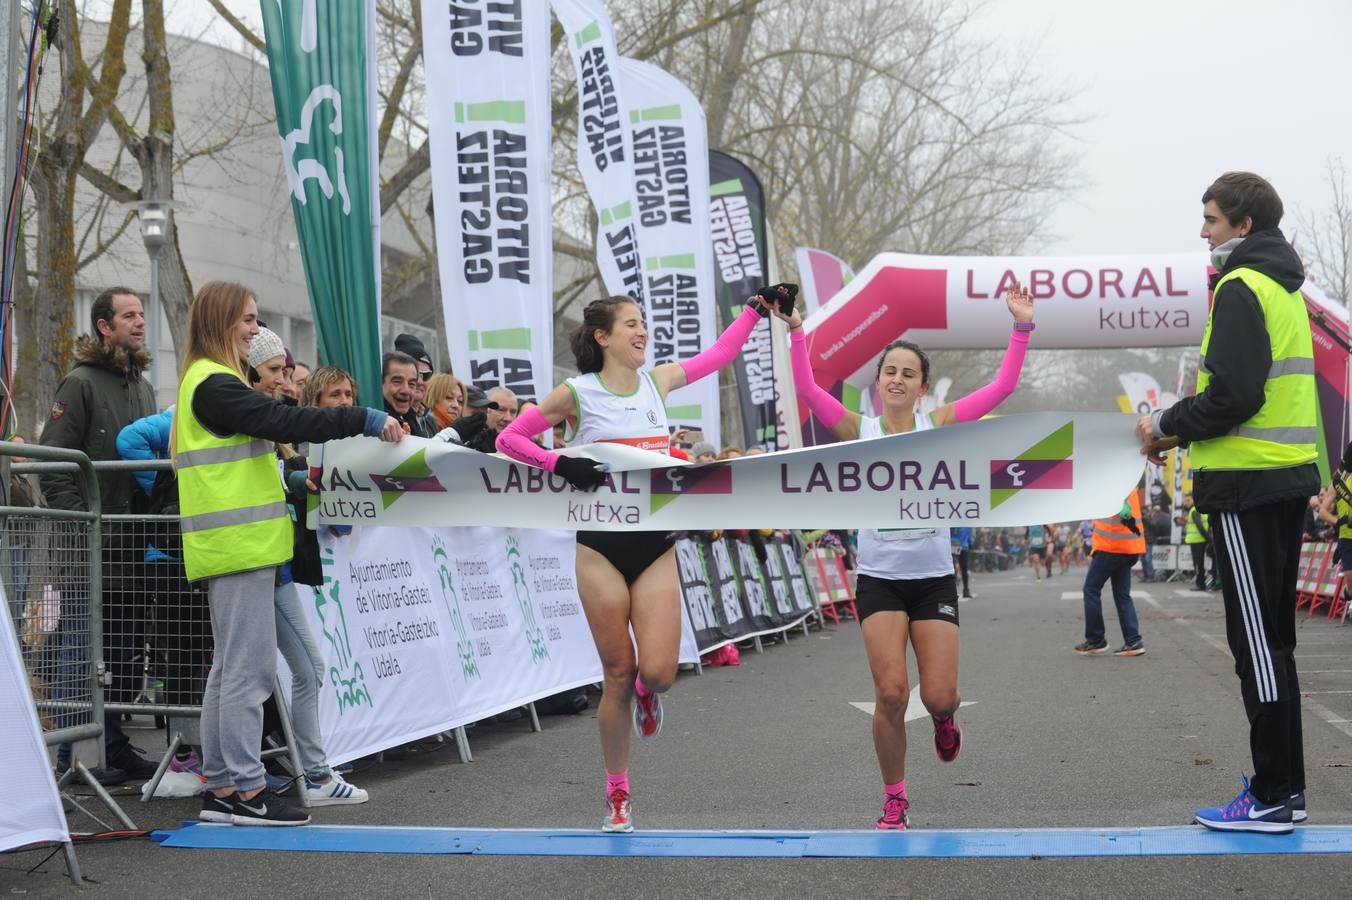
[151,823,1352,858]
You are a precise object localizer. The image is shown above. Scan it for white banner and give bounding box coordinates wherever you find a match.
[0,582,69,851]
[315,412,1144,530]
[304,526,603,764]
[793,246,854,316]
[618,57,720,448]
[423,1,552,402]
[552,0,644,301]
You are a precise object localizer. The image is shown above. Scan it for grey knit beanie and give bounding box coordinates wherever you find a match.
[248,327,286,369]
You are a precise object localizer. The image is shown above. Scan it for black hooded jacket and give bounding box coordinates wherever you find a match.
[1157,228,1320,512]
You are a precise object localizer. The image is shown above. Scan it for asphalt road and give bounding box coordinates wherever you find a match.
[6,563,1351,898]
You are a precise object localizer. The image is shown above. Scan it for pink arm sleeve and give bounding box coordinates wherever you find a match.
[678,305,763,385]
[950,328,1031,423]
[495,406,559,472]
[789,329,848,428]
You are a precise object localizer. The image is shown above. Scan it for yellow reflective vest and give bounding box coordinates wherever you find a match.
[1190,267,1317,472]
[175,359,292,582]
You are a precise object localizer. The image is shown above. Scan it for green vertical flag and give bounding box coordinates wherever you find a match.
[260,0,381,404]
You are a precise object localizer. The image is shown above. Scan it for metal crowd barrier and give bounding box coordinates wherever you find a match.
[1,441,113,883]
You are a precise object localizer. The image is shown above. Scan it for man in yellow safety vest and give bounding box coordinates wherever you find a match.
[1138,172,1320,834]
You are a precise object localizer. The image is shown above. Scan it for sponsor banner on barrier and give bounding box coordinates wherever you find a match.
[675,535,813,655]
[305,526,603,764]
[551,0,645,302]
[618,57,720,448]
[0,581,69,851]
[423,1,552,403]
[315,412,1143,531]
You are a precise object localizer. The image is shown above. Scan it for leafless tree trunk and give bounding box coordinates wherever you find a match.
[24,0,131,434]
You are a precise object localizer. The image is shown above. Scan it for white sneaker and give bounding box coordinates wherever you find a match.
[304,771,369,806]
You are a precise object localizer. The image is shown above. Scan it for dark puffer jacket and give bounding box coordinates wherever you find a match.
[40,336,156,513]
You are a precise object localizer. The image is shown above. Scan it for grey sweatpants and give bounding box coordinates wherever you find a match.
[200,566,277,793]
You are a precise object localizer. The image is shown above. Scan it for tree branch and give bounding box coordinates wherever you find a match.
[207,0,266,53]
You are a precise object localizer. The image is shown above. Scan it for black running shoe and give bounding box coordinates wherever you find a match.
[109,747,159,781]
[1073,639,1109,655]
[230,792,311,826]
[1115,640,1146,657]
[199,791,237,824]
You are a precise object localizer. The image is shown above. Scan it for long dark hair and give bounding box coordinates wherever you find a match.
[875,340,931,385]
[570,296,639,374]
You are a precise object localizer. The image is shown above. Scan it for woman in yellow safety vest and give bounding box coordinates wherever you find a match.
[174,281,403,827]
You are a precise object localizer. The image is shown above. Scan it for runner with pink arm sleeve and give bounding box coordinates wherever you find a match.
[495,285,796,834]
[784,280,1035,831]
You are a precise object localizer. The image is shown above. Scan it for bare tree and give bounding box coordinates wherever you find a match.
[1296,157,1351,307]
[18,0,132,438]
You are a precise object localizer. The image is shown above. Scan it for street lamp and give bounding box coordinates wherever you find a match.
[129,200,175,401]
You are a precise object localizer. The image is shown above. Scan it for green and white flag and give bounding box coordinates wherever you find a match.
[552,0,645,302]
[260,0,382,402]
[422,2,553,402]
[618,57,719,447]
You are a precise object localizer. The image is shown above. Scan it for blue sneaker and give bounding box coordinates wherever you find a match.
[1291,792,1307,824]
[1194,777,1293,834]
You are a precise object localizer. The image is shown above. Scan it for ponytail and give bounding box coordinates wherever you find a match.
[570,296,637,374]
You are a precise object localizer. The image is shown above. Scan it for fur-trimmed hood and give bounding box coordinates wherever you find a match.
[72,334,151,378]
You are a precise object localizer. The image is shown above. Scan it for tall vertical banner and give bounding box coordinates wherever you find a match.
[423,3,552,403]
[708,151,775,451]
[0,582,69,852]
[261,0,383,403]
[618,58,720,448]
[552,0,644,302]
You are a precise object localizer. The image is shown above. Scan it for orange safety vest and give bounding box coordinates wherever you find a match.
[1091,492,1146,555]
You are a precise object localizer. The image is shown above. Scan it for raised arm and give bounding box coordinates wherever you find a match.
[650,287,788,396]
[788,327,861,442]
[931,281,1034,427]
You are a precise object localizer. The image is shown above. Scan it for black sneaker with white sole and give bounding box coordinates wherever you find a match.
[1073,639,1109,655]
[199,791,238,824]
[230,792,311,826]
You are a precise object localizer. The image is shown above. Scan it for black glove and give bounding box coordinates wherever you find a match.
[752,282,799,317]
[449,411,487,440]
[554,454,607,491]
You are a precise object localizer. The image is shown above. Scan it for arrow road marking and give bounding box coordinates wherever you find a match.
[850,686,977,722]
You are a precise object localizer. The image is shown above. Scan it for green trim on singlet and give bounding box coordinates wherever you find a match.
[593,370,643,398]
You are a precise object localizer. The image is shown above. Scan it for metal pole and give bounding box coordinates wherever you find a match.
[148,252,160,403]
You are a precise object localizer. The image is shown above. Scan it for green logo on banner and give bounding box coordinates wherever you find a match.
[370,448,446,509]
[990,422,1075,509]
[314,546,373,715]
[433,535,480,682]
[507,537,549,662]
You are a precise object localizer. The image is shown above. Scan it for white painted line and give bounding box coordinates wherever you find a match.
[1300,670,1352,674]
[1138,594,1352,742]
[1064,590,1153,600]
[1173,590,1212,598]
[1061,592,1080,600]
[850,687,976,722]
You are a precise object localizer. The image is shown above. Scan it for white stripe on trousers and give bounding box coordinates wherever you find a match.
[1220,512,1279,703]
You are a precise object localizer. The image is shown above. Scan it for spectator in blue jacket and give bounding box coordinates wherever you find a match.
[951,527,974,599]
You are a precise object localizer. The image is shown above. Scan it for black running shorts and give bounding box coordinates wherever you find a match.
[577,530,675,585]
[855,573,960,625]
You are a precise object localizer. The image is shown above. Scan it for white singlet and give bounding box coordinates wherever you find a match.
[856,412,954,580]
[564,371,670,453]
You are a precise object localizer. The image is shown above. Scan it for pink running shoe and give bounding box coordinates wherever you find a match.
[876,793,909,830]
[633,688,664,741]
[602,789,634,833]
[933,715,963,763]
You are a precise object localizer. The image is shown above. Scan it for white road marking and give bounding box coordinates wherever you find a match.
[1138,594,1352,739]
[1065,590,1153,600]
[850,686,977,722]
[1173,590,1213,598]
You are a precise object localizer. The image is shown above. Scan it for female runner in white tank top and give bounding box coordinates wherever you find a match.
[497,288,795,832]
[786,281,1035,830]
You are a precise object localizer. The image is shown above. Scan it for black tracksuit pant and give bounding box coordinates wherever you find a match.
[1210,497,1306,803]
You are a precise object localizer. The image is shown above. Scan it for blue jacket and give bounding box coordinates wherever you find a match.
[116,407,173,496]
[952,527,973,550]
